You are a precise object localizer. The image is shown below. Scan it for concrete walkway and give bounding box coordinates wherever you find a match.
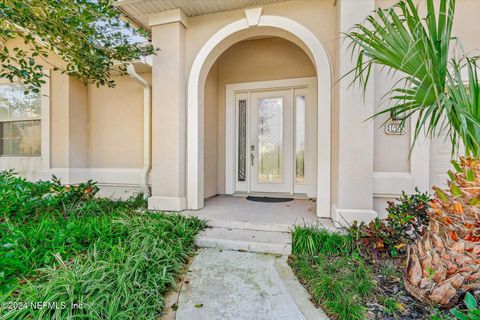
[164,248,328,320]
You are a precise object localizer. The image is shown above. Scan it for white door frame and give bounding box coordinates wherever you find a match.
[225,77,317,197]
[187,13,332,217]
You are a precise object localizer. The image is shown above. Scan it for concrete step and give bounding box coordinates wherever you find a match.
[204,218,293,233]
[195,227,292,255]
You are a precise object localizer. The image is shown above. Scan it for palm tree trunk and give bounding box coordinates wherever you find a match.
[403,158,480,306]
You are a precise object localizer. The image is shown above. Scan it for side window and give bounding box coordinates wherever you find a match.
[0,84,41,157]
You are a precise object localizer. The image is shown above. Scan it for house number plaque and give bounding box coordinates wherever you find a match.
[385,121,406,135]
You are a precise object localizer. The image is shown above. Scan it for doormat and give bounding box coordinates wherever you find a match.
[246,196,294,203]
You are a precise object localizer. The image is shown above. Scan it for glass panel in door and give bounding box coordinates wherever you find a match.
[295,95,306,184]
[250,90,293,193]
[257,97,283,184]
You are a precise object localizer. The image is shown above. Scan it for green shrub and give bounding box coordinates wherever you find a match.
[0,170,100,221]
[348,189,431,258]
[0,170,51,220]
[0,172,150,294]
[386,188,431,240]
[0,170,205,319]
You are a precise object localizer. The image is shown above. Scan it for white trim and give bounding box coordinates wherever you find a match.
[373,172,413,198]
[148,196,187,211]
[35,168,145,186]
[331,204,378,227]
[228,91,249,193]
[225,77,316,196]
[0,72,51,172]
[187,14,332,218]
[409,114,430,191]
[245,8,262,26]
[226,78,316,94]
[148,9,188,28]
[41,69,51,169]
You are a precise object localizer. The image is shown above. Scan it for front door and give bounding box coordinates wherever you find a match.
[250,90,293,193]
[231,79,314,197]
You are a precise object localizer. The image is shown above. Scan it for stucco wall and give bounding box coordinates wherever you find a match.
[373,67,411,173]
[49,71,70,168]
[69,78,88,168]
[204,63,219,198]
[87,74,148,168]
[1,36,148,176]
[201,36,316,195]
[373,0,411,175]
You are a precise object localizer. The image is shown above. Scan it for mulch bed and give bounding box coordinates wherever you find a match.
[366,258,443,320]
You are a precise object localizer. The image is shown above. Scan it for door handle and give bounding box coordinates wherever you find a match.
[250,145,255,166]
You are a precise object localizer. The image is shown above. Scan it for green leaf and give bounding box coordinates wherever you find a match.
[0,0,156,89]
[435,188,450,203]
[452,160,463,173]
[466,169,475,182]
[450,308,470,320]
[390,247,398,258]
[450,183,462,197]
[465,292,477,311]
[448,170,455,182]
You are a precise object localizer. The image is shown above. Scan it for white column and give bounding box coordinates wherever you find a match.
[333,0,377,224]
[148,10,188,211]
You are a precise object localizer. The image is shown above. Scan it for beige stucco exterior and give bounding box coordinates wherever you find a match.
[0,37,150,198]
[4,0,480,221]
[88,75,149,168]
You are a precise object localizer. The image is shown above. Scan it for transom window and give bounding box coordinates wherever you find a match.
[0,84,41,157]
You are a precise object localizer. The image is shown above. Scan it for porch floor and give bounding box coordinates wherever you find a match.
[183,195,335,233]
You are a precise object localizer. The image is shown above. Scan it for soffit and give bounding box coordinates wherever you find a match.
[115,0,290,28]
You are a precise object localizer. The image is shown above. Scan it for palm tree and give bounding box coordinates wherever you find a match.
[346,0,480,306]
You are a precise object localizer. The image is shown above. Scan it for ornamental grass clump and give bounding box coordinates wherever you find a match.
[3,213,204,319]
[289,227,376,320]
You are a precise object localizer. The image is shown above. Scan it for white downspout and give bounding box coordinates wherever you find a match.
[127,64,152,196]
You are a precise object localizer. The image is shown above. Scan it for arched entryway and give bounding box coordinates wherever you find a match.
[187,10,332,217]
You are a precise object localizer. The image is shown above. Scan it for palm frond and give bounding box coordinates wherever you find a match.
[445,58,480,157]
[345,0,458,153]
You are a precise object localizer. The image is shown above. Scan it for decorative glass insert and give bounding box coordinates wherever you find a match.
[237,99,247,182]
[295,95,305,184]
[0,83,41,157]
[258,97,283,184]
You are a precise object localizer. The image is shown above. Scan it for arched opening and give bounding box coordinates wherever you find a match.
[187,15,331,217]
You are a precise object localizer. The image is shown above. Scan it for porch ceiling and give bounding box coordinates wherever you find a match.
[114,0,290,29]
